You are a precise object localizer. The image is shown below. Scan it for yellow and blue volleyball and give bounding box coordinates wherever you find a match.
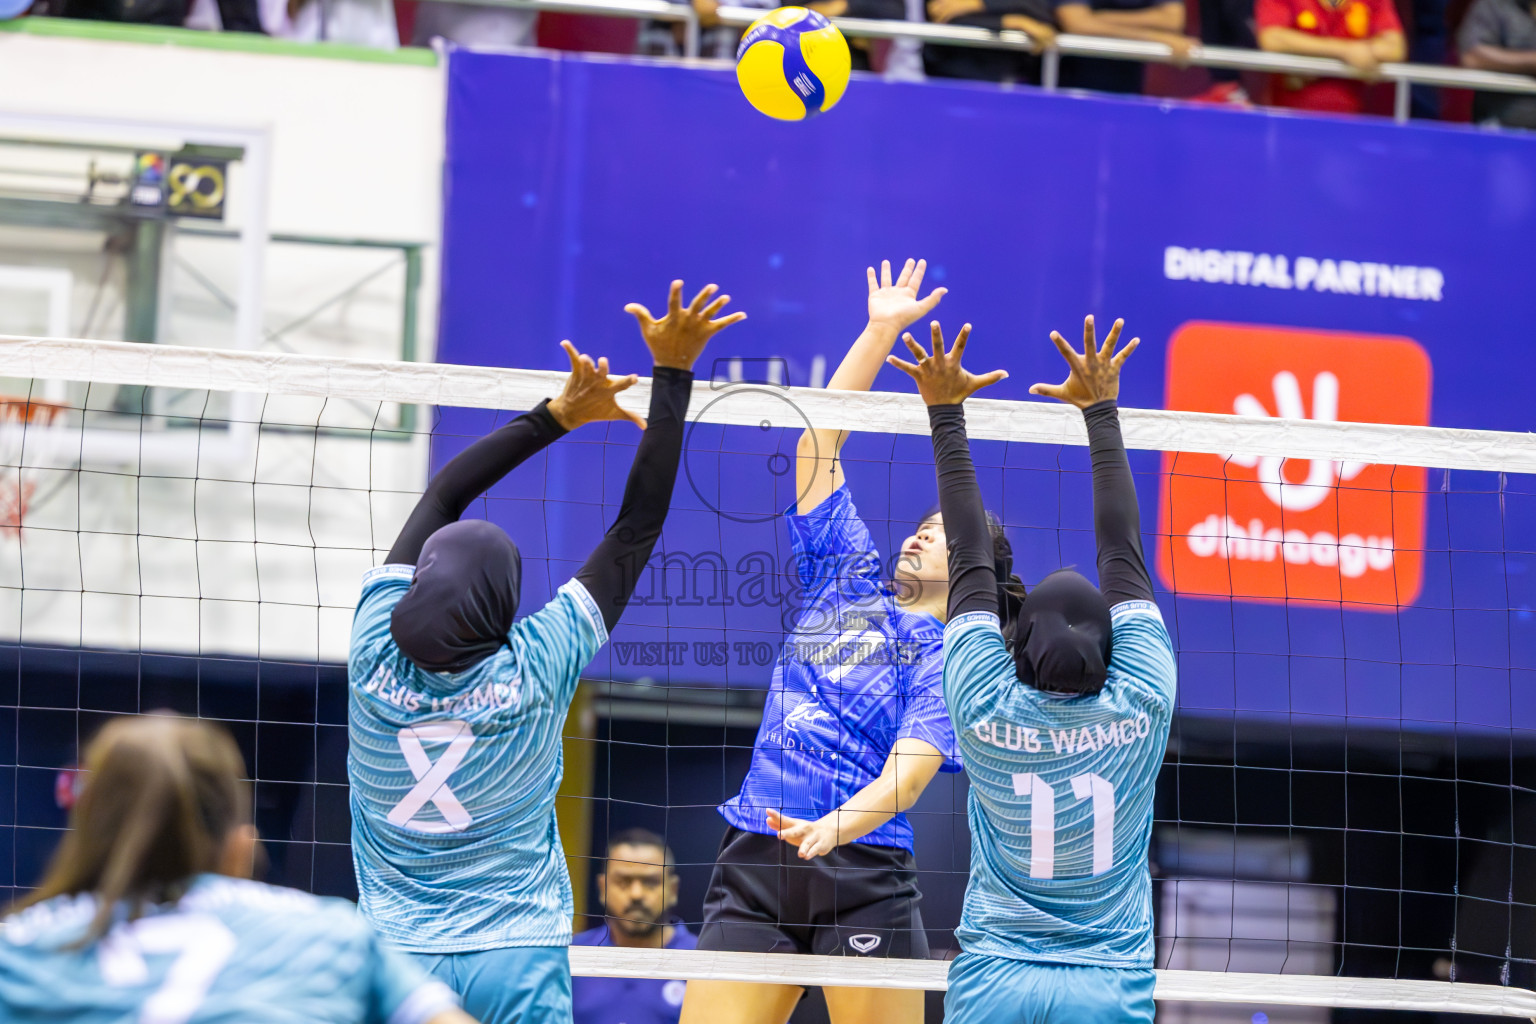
[735,7,852,121]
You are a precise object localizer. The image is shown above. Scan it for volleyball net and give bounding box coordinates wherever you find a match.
[3,334,1536,1017]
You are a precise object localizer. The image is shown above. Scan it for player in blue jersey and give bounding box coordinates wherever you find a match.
[684,260,1021,1024]
[349,281,745,1024]
[889,315,1175,1024]
[0,713,471,1024]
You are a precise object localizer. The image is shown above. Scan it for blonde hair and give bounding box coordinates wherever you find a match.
[9,714,251,944]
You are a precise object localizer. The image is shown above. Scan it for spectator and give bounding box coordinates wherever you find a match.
[411,0,532,48]
[1053,0,1198,93]
[1189,0,1256,103]
[924,0,1056,83]
[804,0,906,68]
[572,829,697,1024]
[1256,0,1405,113]
[1458,0,1536,128]
[57,0,262,31]
[658,0,910,70]
[1408,0,1449,116]
[639,0,767,63]
[264,0,395,45]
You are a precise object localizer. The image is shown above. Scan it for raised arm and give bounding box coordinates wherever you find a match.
[1090,2,1185,29]
[575,281,746,633]
[1457,0,1536,73]
[1054,2,1198,61]
[386,341,643,566]
[887,321,1009,621]
[1030,315,1153,606]
[795,259,946,514]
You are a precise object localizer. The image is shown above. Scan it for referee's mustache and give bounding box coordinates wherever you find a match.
[618,901,660,923]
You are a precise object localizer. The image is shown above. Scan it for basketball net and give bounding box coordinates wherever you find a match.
[0,398,67,539]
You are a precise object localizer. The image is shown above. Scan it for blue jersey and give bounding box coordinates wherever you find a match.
[0,874,457,1024]
[943,601,1176,967]
[570,920,696,1024]
[349,565,607,953]
[720,485,961,851]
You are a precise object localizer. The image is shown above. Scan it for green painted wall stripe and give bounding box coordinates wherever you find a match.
[0,16,438,65]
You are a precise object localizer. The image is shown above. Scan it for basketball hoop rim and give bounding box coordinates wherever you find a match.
[0,394,72,538]
[0,396,69,424]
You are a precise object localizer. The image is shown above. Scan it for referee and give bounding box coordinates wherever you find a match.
[889,316,1176,1024]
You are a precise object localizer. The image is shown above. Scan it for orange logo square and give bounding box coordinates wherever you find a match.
[1156,322,1432,610]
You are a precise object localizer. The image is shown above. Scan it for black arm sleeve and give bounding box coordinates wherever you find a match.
[386,401,567,566]
[1085,400,1154,606]
[576,367,694,633]
[928,403,998,621]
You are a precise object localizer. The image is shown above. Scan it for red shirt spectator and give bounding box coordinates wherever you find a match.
[1256,0,1406,112]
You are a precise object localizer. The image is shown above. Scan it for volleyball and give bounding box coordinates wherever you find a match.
[734,7,852,121]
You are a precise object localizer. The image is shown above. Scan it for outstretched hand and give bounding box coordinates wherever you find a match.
[766,810,840,861]
[867,258,947,334]
[1029,314,1140,409]
[547,340,645,431]
[886,321,1008,406]
[624,280,747,372]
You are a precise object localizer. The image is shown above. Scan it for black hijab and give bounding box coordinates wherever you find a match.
[391,519,522,674]
[1009,569,1113,696]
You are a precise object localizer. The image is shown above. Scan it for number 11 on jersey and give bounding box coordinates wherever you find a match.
[1011,772,1116,880]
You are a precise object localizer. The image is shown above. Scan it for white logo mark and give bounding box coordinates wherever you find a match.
[848,934,882,954]
[1230,371,1367,512]
[388,719,476,833]
[785,702,834,732]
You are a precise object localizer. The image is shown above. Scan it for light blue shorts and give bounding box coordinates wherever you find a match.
[944,953,1156,1024]
[410,945,571,1024]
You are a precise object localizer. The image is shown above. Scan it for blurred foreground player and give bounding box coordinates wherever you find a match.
[572,829,696,1024]
[349,283,744,1024]
[0,714,471,1024]
[889,316,1175,1024]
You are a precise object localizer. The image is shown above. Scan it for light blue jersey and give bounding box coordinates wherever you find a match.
[349,565,607,953]
[944,601,1176,968]
[0,874,457,1024]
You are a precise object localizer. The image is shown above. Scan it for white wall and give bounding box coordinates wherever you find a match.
[0,33,447,661]
[0,394,422,663]
[0,32,444,244]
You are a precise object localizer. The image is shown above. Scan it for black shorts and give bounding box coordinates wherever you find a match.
[697,826,929,959]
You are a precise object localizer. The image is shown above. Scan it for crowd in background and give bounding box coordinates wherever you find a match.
[7,0,1536,125]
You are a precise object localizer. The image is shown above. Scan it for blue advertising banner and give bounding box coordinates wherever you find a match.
[438,47,1536,732]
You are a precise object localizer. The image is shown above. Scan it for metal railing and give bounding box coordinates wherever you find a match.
[422,0,1536,124]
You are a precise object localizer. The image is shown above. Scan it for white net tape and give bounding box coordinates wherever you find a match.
[2,334,1533,471]
[5,334,1535,1015]
[567,948,1536,1015]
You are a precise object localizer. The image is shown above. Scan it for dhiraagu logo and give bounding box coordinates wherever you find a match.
[1156,322,1432,610]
